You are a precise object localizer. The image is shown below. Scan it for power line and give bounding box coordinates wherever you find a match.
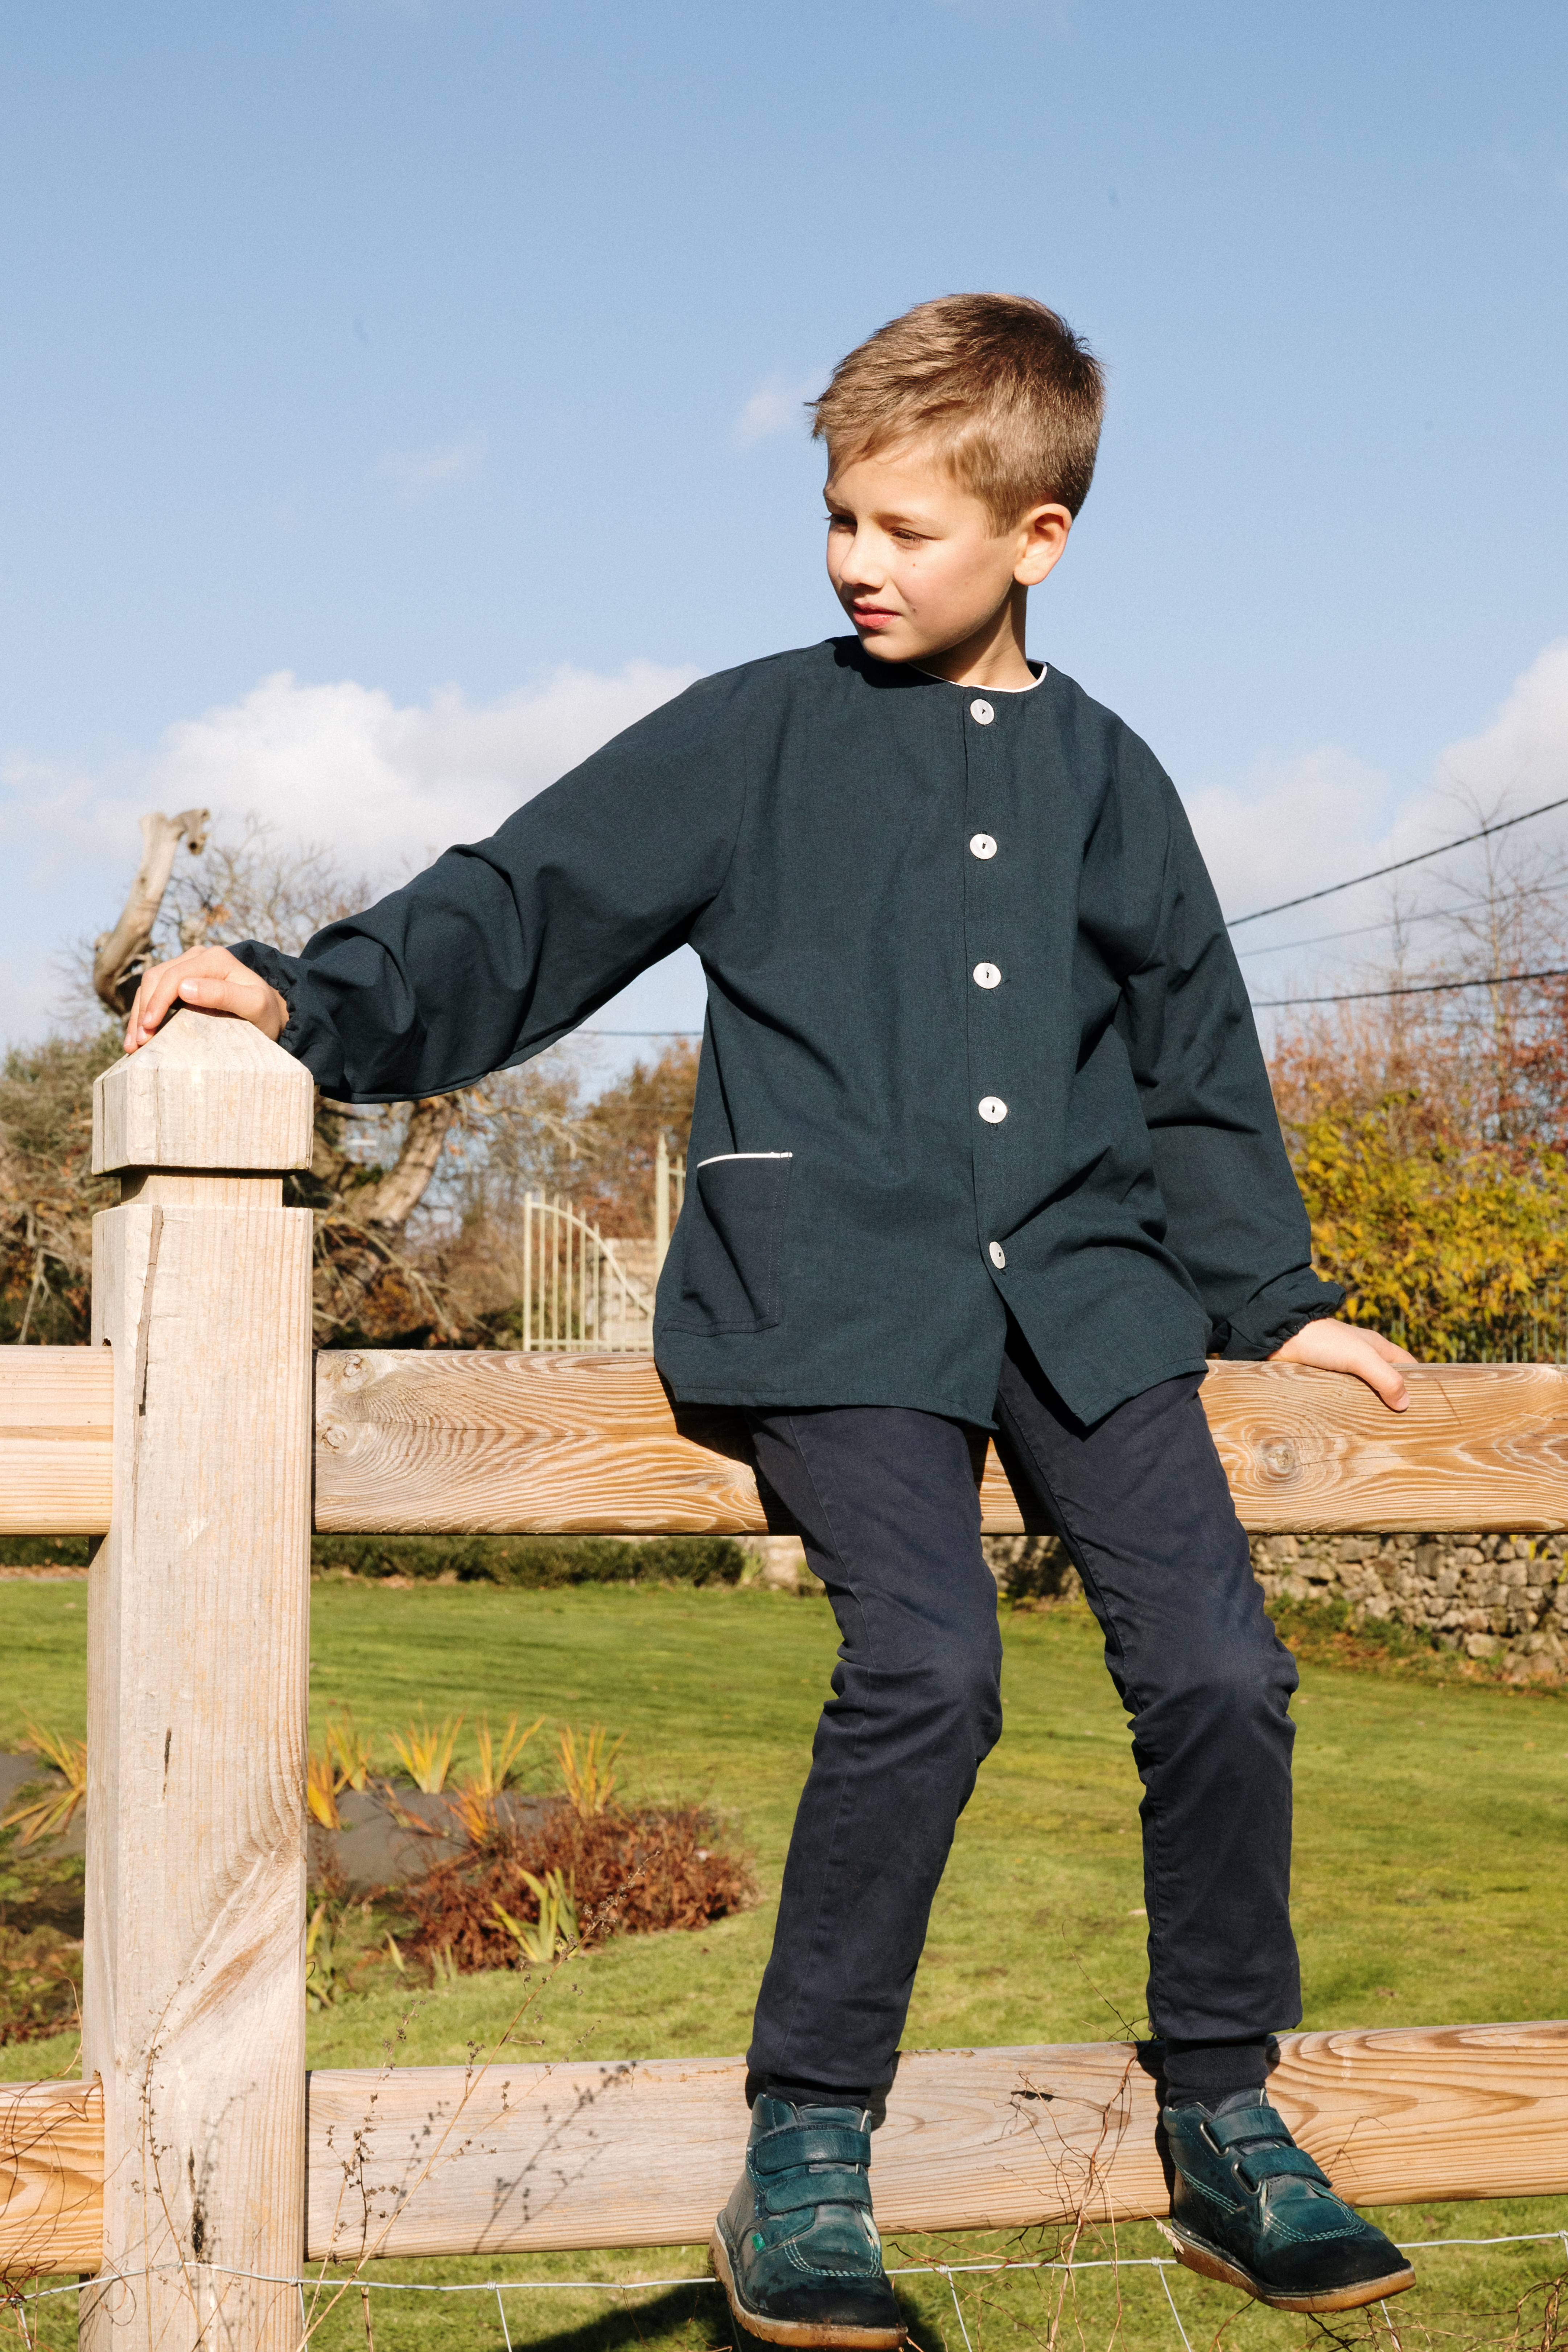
[1254,963,1568,1010]
[1226,791,1568,928]
[1234,875,1568,960]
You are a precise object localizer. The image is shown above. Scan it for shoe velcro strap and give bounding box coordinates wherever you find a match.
[753,2125,871,2176]
[1235,2145,1332,2191]
[758,2166,875,2218]
[1203,2107,1292,2152]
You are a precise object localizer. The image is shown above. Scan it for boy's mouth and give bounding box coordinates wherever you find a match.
[850,603,899,630]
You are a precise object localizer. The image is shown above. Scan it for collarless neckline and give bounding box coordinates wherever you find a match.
[910,660,1047,694]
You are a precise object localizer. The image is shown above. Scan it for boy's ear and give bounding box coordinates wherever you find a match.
[1014,502,1072,588]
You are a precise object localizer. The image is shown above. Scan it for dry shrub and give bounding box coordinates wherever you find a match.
[397,1800,754,1973]
[0,1925,82,2045]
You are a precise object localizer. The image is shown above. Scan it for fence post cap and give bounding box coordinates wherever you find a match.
[92,1006,315,1173]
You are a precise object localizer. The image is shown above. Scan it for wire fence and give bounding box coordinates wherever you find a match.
[8,2232,1568,2352]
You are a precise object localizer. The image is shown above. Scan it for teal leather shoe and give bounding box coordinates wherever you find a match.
[711,2096,906,2347]
[1162,2094,1416,2313]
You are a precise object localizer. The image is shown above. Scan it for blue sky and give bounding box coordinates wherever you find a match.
[3,0,1566,1062]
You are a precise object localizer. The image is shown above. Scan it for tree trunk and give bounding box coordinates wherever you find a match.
[91,807,210,1013]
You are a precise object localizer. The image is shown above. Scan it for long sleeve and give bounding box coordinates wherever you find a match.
[1112,777,1343,1358]
[229,671,751,1102]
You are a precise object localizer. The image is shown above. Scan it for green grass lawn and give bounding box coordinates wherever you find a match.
[3,1575,1565,2351]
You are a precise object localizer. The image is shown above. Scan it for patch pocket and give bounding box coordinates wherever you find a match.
[671,1153,793,1335]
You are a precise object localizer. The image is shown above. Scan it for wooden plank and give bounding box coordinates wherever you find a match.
[9,2022,1566,2274]
[83,1013,316,2352]
[303,2019,1568,2259]
[1203,1358,1568,1533]
[315,1351,1568,1537]
[0,2079,102,2277]
[0,1346,112,1536]
[314,1349,769,1534]
[15,1349,1568,1543]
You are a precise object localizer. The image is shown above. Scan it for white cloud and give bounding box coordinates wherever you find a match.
[1183,638,1568,929]
[1178,638,1568,1031]
[1184,747,1399,922]
[0,659,699,1024]
[732,372,820,449]
[149,661,697,869]
[380,432,485,501]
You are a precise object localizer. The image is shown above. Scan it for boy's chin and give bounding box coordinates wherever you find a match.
[853,628,922,666]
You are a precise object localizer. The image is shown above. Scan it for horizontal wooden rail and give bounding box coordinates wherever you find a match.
[317,1353,1568,1535]
[6,2023,1566,2276]
[0,1346,114,1536]
[8,1349,1568,1539]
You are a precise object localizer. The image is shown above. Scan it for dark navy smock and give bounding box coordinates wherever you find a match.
[232,637,1339,1428]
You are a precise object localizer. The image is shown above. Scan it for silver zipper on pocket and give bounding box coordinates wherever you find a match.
[695,1152,794,1168]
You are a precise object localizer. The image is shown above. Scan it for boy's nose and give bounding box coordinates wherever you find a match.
[835,530,884,588]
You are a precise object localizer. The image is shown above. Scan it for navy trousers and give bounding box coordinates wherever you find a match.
[745,1332,1301,2096]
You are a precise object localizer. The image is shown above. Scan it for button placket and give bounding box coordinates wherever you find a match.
[963,688,1010,1278]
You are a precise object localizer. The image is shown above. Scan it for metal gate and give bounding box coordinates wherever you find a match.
[517,1142,686,1353]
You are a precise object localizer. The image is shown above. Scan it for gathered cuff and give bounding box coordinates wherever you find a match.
[1209,1288,1344,1362]
[228,939,308,1061]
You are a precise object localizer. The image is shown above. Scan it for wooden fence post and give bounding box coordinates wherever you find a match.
[83,1009,315,2352]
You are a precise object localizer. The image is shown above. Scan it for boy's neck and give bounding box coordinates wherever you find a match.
[901,583,1035,692]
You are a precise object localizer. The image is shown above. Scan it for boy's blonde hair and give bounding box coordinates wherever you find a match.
[811,293,1104,526]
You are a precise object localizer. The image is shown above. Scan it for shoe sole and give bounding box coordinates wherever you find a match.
[1169,2225,1416,2314]
[709,2224,907,2349]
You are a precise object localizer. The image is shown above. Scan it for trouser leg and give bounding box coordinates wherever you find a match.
[745,1406,1004,2096]
[993,1338,1302,2044]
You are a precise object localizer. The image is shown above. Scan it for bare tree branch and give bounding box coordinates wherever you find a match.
[355,1098,459,1230]
[92,807,210,1013]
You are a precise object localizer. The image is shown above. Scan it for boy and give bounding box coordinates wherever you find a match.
[127,295,1419,2336]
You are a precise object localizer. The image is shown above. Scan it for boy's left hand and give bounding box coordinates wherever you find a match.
[1268,1317,1415,1412]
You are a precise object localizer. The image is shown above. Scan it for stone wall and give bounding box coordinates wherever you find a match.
[748,1529,1568,1682]
[1251,1529,1568,1679]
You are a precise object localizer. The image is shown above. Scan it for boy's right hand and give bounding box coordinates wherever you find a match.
[123,946,289,1054]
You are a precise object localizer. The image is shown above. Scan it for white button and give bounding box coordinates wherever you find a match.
[970,699,994,725]
[969,832,997,859]
[978,1096,1008,1123]
[973,962,1001,989]
[989,1241,1007,1270]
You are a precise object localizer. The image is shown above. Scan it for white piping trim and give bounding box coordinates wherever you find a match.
[695,1152,794,1168]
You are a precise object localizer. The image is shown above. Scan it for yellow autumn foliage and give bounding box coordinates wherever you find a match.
[1293,1092,1568,1359]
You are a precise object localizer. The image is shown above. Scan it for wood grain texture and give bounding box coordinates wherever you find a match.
[0,2079,102,2278]
[84,1013,314,2352]
[92,1005,314,1176]
[302,2019,1568,2258]
[0,1345,112,1535]
[314,1350,770,1534]
[1201,1360,1568,1531]
[314,1351,1568,1537]
[9,2022,1565,2273]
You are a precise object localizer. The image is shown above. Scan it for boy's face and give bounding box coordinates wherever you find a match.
[823,440,1070,676]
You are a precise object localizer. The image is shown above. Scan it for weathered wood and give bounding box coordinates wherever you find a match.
[9,2021,1564,2275]
[0,2080,102,2277]
[83,1013,316,2352]
[315,1351,1568,1536]
[91,1003,314,1178]
[299,2017,1568,2254]
[0,1346,112,1536]
[12,1351,1568,1543]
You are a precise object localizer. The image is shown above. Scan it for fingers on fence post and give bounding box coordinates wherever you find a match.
[86,1010,315,2352]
